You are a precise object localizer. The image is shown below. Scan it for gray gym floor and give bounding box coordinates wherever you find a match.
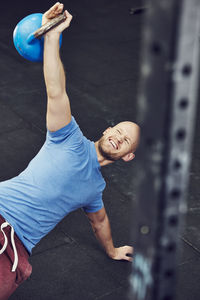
[0,1,199,299]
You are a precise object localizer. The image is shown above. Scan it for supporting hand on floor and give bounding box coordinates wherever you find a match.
[111,246,134,262]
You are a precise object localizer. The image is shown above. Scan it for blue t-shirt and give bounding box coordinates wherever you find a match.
[0,117,106,253]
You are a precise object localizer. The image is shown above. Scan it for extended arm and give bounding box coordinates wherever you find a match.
[42,3,73,131]
[86,207,133,261]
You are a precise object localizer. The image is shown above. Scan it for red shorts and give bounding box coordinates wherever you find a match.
[0,214,32,300]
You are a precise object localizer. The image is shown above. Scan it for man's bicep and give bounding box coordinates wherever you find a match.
[46,93,71,132]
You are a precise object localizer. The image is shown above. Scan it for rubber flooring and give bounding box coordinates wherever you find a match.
[0,1,199,300]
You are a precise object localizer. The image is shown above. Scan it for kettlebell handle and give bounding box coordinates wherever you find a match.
[33,12,66,39]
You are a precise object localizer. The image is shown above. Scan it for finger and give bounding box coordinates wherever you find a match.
[125,245,134,254]
[124,255,133,262]
[127,256,133,262]
[64,10,73,19]
[47,2,60,13]
[55,3,63,11]
[59,10,73,27]
[45,2,62,18]
[49,10,72,33]
[64,10,73,24]
[57,3,64,13]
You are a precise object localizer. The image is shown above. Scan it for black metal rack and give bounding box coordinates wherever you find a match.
[130,0,200,299]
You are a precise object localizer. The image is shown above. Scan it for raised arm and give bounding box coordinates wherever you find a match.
[86,207,133,261]
[42,3,73,132]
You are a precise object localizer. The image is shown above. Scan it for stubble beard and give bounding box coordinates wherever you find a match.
[98,137,119,162]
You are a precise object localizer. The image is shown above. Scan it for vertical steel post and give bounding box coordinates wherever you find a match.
[129,0,200,299]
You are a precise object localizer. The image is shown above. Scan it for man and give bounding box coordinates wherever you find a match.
[0,3,140,300]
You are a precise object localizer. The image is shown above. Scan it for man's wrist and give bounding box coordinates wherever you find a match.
[44,32,61,40]
[107,247,117,259]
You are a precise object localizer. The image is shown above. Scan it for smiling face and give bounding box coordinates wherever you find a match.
[98,121,140,162]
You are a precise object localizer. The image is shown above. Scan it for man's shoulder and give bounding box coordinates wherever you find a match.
[46,116,84,145]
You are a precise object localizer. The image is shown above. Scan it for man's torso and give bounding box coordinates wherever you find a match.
[0,117,105,253]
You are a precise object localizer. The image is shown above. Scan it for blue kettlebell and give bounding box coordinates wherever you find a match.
[13,13,65,62]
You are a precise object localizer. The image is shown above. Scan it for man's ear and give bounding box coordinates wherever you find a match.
[103,127,112,135]
[122,153,135,162]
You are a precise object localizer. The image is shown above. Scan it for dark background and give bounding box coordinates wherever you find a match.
[0,1,199,299]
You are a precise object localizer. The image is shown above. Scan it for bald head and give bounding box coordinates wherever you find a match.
[116,121,140,153]
[96,120,140,164]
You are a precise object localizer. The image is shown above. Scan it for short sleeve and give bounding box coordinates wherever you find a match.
[83,195,104,213]
[46,116,83,146]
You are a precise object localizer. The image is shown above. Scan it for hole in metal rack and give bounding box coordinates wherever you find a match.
[173,160,181,170]
[166,242,176,253]
[151,41,162,55]
[182,64,192,76]
[168,215,178,226]
[179,98,189,109]
[164,269,175,278]
[176,128,186,141]
[170,188,181,199]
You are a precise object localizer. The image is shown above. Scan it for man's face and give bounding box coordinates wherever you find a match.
[98,121,140,162]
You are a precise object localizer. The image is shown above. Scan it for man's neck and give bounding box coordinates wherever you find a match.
[94,141,114,167]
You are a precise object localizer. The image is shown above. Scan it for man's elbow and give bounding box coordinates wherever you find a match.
[47,84,66,99]
[91,214,107,232]
[47,90,62,100]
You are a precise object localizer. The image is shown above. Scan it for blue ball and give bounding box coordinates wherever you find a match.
[13,13,62,62]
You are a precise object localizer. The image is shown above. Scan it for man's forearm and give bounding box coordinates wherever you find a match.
[92,214,116,258]
[43,33,66,98]
[88,208,133,261]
